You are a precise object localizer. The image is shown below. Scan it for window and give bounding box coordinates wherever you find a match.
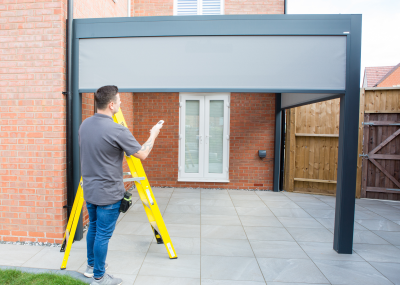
[179,93,230,182]
[174,0,224,15]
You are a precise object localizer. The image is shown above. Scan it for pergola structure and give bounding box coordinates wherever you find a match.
[69,14,362,253]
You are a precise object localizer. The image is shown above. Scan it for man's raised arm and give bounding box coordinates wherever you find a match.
[133,124,161,160]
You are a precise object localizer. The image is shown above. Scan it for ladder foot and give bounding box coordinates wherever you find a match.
[60,240,66,252]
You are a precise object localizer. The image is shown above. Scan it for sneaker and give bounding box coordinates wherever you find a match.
[84,263,109,278]
[90,273,123,285]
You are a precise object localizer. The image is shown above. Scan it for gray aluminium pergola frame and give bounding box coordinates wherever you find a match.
[71,14,362,253]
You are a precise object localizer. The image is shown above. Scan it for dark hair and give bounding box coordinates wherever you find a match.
[95,85,119,110]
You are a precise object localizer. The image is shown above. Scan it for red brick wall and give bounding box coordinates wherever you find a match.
[131,0,173,17]
[75,0,128,18]
[130,0,284,16]
[0,0,68,243]
[81,92,94,226]
[131,93,275,190]
[225,0,284,14]
[0,0,127,243]
[377,66,400,87]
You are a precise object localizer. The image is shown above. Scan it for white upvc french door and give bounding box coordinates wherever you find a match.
[179,93,230,182]
[179,95,205,180]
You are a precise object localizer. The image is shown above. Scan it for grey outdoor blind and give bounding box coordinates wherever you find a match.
[79,36,346,92]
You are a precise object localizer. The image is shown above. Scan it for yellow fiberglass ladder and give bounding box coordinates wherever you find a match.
[60,109,177,270]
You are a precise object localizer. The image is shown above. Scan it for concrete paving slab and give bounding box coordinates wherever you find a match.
[298,242,364,261]
[353,244,400,263]
[201,238,254,257]
[235,207,274,217]
[239,216,283,227]
[286,227,334,243]
[22,247,86,271]
[201,256,264,282]
[163,213,201,225]
[370,262,400,285]
[277,217,325,228]
[2,191,400,285]
[257,258,329,283]
[201,199,234,207]
[250,240,309,259]
[314,259,393,285]
[148,237,200,255]
[201,214,241,226]
[139,253,200,278]
[0,244,44,266]
[372,230,400,245]
[269,208,312,218]
[243,226,294,242]
[201,225,247,240]
[134,276,200,285]
[202,279,265,285]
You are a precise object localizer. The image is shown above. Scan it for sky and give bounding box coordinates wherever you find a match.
[287,0,400,85]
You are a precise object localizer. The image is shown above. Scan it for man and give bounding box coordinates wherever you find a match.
[79,85,161,285]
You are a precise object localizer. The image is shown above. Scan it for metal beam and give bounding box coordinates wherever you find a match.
[72,21,83,241]
[333,14,362,254]
[273,93,282,192]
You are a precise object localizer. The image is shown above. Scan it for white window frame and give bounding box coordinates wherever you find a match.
[178,93,230,182]
[173,0,225,16]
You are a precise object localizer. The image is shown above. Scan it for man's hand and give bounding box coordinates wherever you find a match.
[133,122,163,160]
[150,124,162,137]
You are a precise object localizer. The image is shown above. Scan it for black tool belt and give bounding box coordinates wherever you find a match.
[119,191,132,213]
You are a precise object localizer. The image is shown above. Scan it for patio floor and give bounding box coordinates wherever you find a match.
[1,188,400,285]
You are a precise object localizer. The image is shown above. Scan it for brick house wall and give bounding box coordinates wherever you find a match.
[130,0,284,17]
[0,0,69,244]
[0,0,128,243]
[1,0,283,242]
[377,66,400,87]
[225,0,284,14]
[75,0,128,18]
[132,93,275,190]
[131,0,172,17]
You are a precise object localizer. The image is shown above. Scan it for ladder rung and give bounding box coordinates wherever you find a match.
[141,198,150,209]
[123,177,146,182]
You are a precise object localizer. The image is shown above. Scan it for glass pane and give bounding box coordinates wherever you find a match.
[185,100,200,173]
[209,100,224,173]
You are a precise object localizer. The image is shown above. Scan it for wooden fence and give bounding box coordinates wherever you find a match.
[284,87,400,200]
[283,99,340,196]
[359,87,400,200]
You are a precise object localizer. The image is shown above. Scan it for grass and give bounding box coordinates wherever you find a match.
[0,269,88,285]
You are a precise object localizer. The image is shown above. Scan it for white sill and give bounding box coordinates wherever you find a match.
[178,178,230,183]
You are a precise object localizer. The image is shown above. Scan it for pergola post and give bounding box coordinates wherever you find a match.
[333,14,362,253]
[71,22,83,241]
[273,93,282,192]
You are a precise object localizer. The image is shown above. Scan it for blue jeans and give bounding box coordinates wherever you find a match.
[86,200,121,278]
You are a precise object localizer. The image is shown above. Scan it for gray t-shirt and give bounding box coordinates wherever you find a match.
[79,113,142,205]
